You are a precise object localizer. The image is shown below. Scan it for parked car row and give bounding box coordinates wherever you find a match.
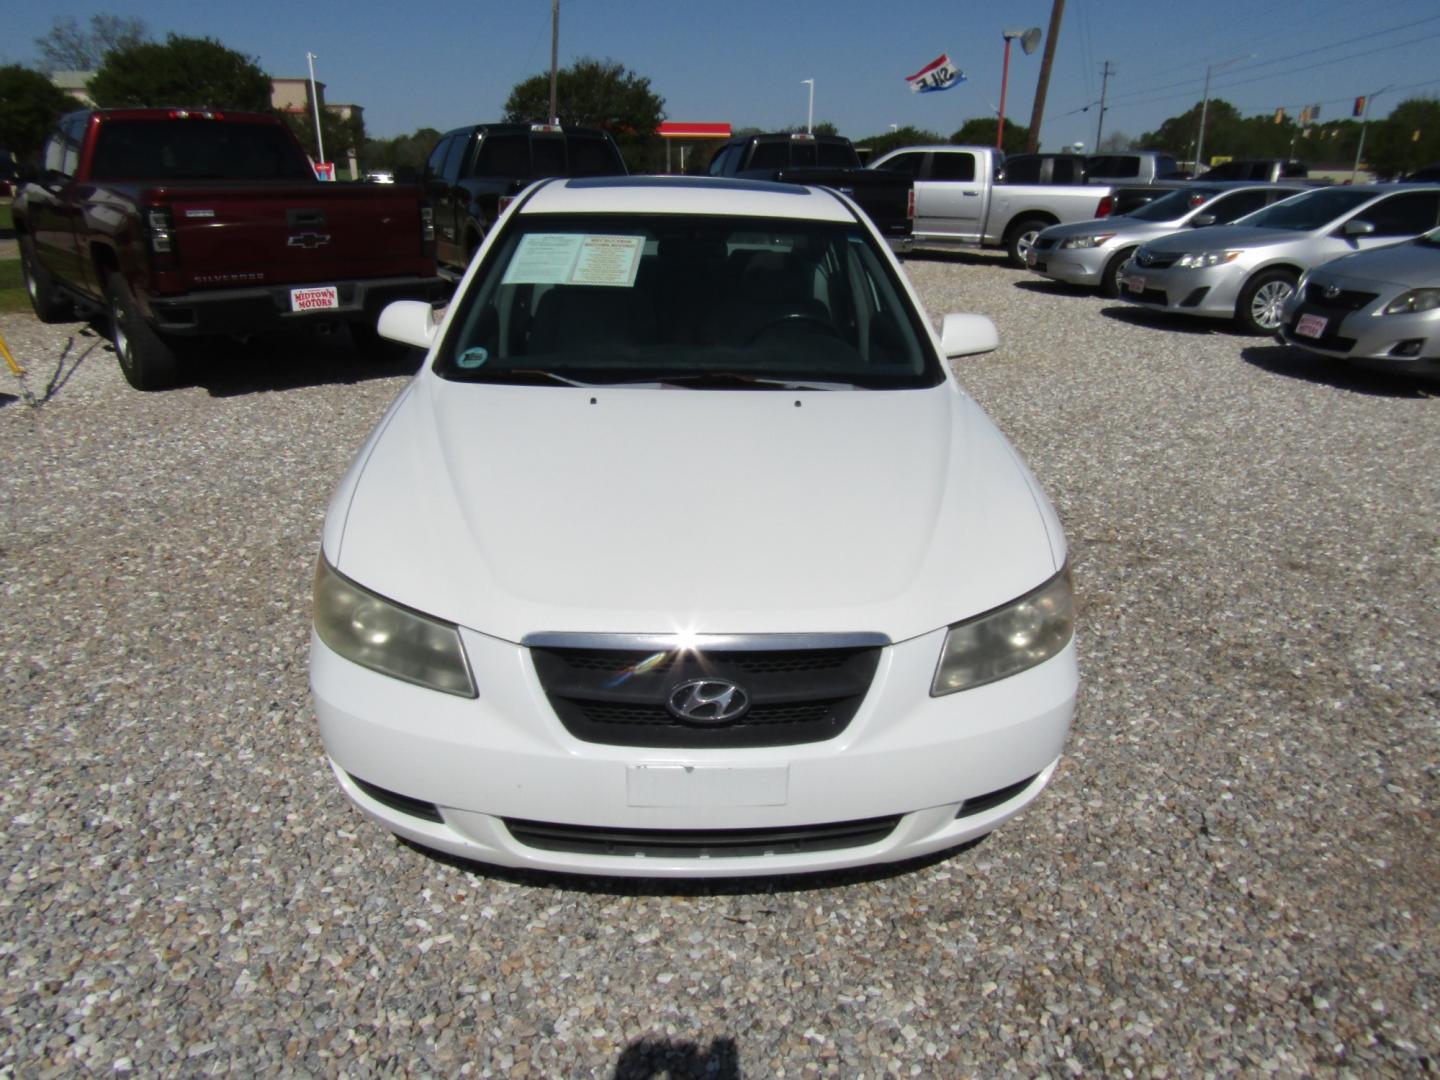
[1026,180,1440,375]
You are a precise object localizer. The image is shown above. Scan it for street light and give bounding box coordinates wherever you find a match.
[801,79,814,134]
[306,51,326,170]
[997,28,1041,150]
[1194,53,1252,173]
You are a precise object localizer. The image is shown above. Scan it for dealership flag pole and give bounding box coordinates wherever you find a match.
[306,52,325,168]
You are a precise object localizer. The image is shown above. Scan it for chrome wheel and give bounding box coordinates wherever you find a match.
[1248,279,1293,332]
[111,295,133,373]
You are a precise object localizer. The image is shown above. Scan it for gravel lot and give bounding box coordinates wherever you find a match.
[1,253,1436,1077]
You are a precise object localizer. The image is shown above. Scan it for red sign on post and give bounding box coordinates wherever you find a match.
[314,162,335,181]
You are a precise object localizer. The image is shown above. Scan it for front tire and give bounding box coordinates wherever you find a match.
[106,272,183,391]
[1100,247,1136,299]
[1005,218,1049,269]
[1236,269,1297,335]
[19,237,75,323]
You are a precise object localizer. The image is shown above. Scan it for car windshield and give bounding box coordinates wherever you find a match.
[435,213,942,389]
[1235,188,1375,231]
[1126,187,1211,222]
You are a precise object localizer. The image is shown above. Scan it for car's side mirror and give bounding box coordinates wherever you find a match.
[1191,213,1217,227]
[377,300,439,350]
[939,313,1000,358]
[1343,219,1376,237]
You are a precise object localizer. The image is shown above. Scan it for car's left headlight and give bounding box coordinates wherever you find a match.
[1059,233,1115,250]
[1383,288,1440,315]
[313,557,477,697]
[932,567,1075,696]
[1174,250,1242,269]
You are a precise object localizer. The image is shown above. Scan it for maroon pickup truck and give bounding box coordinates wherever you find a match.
[14,108,448,390]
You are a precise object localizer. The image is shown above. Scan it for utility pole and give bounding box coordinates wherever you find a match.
[1095,61,1113,151]
[548,0,560,124]
[1352,85,1393,183]
[306,52,325,168]
[1195,53,1252,173]
[1025,0,1066,152]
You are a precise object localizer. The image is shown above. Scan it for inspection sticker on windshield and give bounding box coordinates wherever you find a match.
[503,234,643,287]
[1295,313,1327,339]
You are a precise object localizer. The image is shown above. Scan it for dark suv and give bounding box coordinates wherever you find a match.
[424,122,627,272]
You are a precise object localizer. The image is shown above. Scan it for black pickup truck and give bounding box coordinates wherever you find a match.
[425,122,627,273]
[706,132,914,250]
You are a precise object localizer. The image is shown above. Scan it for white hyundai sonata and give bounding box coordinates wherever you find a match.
[310,175,1077,877]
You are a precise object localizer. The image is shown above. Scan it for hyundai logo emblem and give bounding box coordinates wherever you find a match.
[287,232,332,249]
[665,678,751,724]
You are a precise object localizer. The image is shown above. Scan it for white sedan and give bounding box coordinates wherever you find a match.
[310,175,1077,877]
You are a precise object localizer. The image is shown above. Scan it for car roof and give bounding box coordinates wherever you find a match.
[519,176,858,222]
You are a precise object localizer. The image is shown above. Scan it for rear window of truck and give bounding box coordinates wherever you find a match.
[90,119,313,181]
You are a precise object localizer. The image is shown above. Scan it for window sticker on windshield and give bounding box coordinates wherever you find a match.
[502,233,643,287]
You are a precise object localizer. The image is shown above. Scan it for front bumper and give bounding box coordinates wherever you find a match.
[1028,242,1107,287]
[1279,291,1440,375]
[1115,261,1244,321]
[311,627,1077,878]
[142,275,451,337]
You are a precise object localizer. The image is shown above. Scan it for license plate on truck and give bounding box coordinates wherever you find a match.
[1295,313,1328,339]
[291,286,339,312]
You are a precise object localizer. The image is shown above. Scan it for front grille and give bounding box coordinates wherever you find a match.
[1303,283,1378,311]
[531,644,880,748]
[1129,287,1170,306]
[504,815,901,858]
[1135,251,1177,269]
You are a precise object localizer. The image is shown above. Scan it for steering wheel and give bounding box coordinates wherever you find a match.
[744,313,844,345]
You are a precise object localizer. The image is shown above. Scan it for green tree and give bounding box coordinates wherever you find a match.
[284,108,366,170]
[504,57,664,173]
[952,117,1030,155]
[34,13,148,72]
[1363,97,1440,179]
[363,127,442,177]
[0,65,81,161]
[853,126,943,159]
[88,35,272,111]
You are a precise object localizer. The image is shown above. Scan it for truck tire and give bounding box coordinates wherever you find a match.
[106,272,184,391]
[1235,269,1297,335]
[1100,247,1137,299]
[19,237,76,323]
[1005,218,1049,269]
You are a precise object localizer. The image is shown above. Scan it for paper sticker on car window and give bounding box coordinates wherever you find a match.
[503,233,643,287]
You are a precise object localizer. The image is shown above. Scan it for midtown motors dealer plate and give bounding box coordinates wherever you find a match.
[291,286,340,312]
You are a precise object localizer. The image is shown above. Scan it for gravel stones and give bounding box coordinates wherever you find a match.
[1,255,1436,1076]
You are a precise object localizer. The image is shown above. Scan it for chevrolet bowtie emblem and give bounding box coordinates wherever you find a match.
[287,232,332,249]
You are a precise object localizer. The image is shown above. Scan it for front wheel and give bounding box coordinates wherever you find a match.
[106,272,184,391]
[1235,269,1297,335]
[1005,218,1049,269]
[1100,247,1136,299]
[19,237,75,323]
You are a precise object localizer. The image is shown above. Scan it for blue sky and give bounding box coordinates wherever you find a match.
[6,0,1439,150]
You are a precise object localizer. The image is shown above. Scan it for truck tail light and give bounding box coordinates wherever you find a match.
[1095,194,1113,218]
[907,187,916,222]
[419,204,436,256]
[498,195,516,217]
[145,206,179,269]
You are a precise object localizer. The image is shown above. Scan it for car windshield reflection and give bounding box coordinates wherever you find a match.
[434,214,942,390]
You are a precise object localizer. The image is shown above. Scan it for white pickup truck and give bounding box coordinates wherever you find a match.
[870,145,1116,267]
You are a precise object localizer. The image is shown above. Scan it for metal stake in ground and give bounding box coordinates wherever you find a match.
[0,330,39,407]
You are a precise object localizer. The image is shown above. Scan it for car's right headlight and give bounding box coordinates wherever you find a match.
[931,567,1075,696]
[313,557,476,697]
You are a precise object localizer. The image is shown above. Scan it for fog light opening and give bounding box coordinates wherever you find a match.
[1388,339,1425,358]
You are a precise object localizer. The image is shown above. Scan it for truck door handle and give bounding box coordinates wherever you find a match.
[963,190,980,197]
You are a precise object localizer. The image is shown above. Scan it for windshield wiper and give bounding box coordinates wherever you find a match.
[656,372,859,391]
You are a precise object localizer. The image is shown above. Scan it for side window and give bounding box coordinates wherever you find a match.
[1003,157,1040,184]
[1157,155,1180,178]
[440,134,468,183]
[1209,189,1269,223]
[1358,192,1440,236]
[876,152,923,177]
[930,152,976,182]
[708,144,738,176]
[748,142,788,171]
[43,134,67,175]
[424,135,453,181]
[1050,157,1083,183]
[474,134,528,179]
[816,142,853,167]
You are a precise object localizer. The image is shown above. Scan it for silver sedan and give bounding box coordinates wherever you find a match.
[1028,183,1303,297]
[1116,185,1440,333]
[1278,228,1440,377]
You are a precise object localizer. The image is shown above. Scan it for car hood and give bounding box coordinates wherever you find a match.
[325,376,1064,644]
[1043,216,1187,241]
[1142,225,1303,253]
[1308,238,1440,289]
